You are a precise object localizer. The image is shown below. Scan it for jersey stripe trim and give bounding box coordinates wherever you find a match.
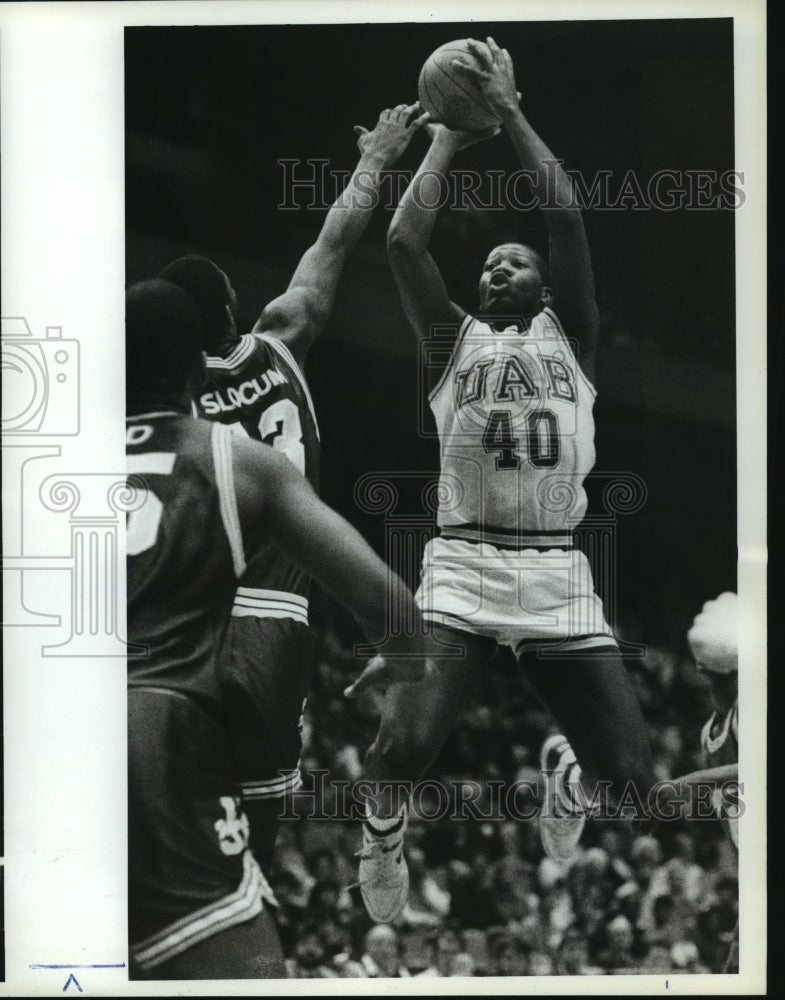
[131,850,264,971]
[428,312,474,403]
[235,586,308,608]
[441,525,574,549]
[232,604,309,624]
[204,333,256,370]
[211,423,246,578]
[514,634,618,655]
[232,588,309,623]
[240,768,303,801]
[258,334,321,441]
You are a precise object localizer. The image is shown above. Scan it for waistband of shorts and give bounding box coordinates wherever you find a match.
[240,767,303,801]
[439,525,574,550]
[231,587,309,624]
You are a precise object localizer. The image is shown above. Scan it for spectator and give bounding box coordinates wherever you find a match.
[358,925,411,978]
[640,943,673,973]
[448,952,477,976]
[641,894,681,950]
[491,935,530,977]
[671,940,711,974]
[415,924,465,977]
[595,915,640,973]
[307,879,341,920]
[318,916,364,977]
[554,928,602,975]
[285,922,339,978]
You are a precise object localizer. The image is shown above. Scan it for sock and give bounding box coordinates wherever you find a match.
[555,759,584,815]
[364,801,407,836]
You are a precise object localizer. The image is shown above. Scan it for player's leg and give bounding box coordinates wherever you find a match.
[364,626,495,789]
[521,646,654,860]
[356,625,495,923]
[128,687,284,979]
[219,617,314,872]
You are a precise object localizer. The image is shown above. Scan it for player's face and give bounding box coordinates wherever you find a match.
[479,244,546,315]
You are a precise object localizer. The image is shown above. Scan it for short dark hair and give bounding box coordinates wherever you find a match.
[159,254,231,342]
[528,247,550,286]
[126,278,203,403]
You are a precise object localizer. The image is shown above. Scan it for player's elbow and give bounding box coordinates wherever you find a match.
[387,223,421,261]
[303,294,331,333]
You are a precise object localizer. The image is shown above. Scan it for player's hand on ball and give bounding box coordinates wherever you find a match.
[687,591,738,675]
[344,654,434,699]
[354,103,430,166]
[451,37,521,119]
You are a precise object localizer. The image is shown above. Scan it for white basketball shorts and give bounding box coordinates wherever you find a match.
[415,535,618,657]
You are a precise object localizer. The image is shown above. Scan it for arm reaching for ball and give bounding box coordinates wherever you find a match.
[386,121,499,342]
[255,103,428,367]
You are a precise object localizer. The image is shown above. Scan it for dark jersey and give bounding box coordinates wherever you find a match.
[196,333,320,607]
[126,411,244,706]
[700,698,739,848]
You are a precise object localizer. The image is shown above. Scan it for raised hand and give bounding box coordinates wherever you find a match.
[354,103,430,167]
[451,36,521,119]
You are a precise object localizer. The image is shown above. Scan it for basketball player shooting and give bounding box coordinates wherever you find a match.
[347,37,654,923]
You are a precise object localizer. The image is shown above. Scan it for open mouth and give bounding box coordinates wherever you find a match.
[489,272,508,288]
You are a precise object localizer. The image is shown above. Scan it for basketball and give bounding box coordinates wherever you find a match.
[417,39,501,131]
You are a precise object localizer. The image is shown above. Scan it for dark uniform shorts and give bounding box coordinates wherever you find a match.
[219,616,316,801]
[128,687,271,974]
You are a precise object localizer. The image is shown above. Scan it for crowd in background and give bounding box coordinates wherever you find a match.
[265,607,739,978]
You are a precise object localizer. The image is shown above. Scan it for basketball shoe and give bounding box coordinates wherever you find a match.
[355,806,409,924]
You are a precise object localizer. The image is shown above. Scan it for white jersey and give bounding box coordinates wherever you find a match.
[429,307,596,543]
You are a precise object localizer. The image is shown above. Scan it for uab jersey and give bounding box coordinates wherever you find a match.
[126,412,244,706]
[196,333,320,617]
[429,307,596,543]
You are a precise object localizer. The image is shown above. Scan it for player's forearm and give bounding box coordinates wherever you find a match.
[310,531,422,651]
[676,763,739,788]
[388,138,454,254]
[267,474,420,645]
[316,150,390,256]
[498,105,578,219]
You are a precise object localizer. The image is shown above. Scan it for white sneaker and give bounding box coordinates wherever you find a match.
[355,812,409,924]
[539,734,585,864]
